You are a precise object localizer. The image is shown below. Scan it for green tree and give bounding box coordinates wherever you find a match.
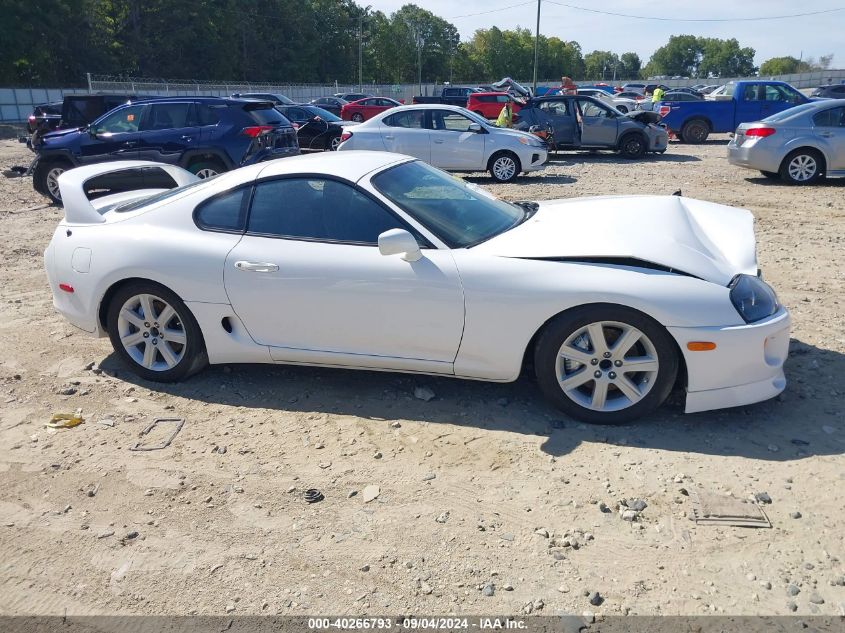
[619,52,641,80]
[759,56,807,75]
[583,50,618,80]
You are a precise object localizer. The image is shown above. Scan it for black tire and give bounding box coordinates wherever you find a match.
[187,159,226,179]
[106,281,207,383]
[534,304,679,425]
[616,105,629,113]
[328,135,342,151]
[680,119,709,144]
[778,148,824,185]
[618,133,647,159]
[33,159,72,205]
[760,170,779,180]
[351,113,364,122]
[488,151,521,183]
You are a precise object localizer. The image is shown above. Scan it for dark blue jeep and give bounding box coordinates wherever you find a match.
[32,96,300,203]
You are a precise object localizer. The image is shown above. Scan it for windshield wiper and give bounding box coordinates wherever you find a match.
[512,200,539,221]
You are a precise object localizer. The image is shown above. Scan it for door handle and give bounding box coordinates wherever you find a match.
[180,135,194,141]
[818,131,833,137]
[433,139,445,144]
[384,135,394,140]
[235,261,279,273]
[123,141,137,147]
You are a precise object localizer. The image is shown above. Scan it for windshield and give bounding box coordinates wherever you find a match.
[304,106,341,122]
[372,161,523,248]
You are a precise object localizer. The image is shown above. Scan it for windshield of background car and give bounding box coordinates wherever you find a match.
[761,102,818,123]
[372,161,522,248]
[304,106,341,122]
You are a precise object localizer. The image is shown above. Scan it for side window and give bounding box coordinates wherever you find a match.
[496,95,511,103]
[285,107,308,122]
[578,100,610,118]
[141,103,192,131]
[197,105,221,126]
[195,187,248,232]
[383,111,425,128]
[248,178,406,244]
[813,107,845,128]
[742,83,761,101]
[95,105,145,134]
[430,111,474,132]
[832,86,845,95]
[539,100,568,116]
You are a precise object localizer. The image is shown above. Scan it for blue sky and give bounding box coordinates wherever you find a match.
[370,0,844,67]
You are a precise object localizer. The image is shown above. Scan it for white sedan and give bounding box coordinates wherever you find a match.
[576,89,640,113]
[336,104,547,183]
[45,154,790,424]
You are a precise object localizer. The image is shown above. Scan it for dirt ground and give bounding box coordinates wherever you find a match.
[0,136,843,618]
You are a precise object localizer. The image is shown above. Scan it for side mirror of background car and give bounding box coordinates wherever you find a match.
[468,123,483,133]
[378,229,422,262]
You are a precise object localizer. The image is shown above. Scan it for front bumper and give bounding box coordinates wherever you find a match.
[727,141,782,174]
[521,147,548,172]
[667,308,791,414]
[646,126,669,151]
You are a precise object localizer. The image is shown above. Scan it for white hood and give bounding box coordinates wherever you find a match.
[473,195,758,285]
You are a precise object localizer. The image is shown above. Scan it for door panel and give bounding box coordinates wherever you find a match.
[428,110,486,169]
[224,237,465,365]
[79,104,146,164]
[380,126,431,161]
[577,99,619,147]
[534,101,576,146]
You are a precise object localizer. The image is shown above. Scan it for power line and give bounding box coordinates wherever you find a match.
[448,1,536,20]
[544,2,845,22]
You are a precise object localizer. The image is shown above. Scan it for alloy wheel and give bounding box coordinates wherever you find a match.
[46,166,66,200]
[117,294,187,371]
[194,168,218,179]
[492,156,517,181]
[787,155,817,182]
[555,320,659,412]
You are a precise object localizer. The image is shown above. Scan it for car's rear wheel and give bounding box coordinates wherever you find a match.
[351,113,364,122]
[106,281,207,382]
[534,305,678,424]
[779,149,823,185]
[488,151,521,183]
[328,135,342,151]
[33,159,72,205]
[616,105,629,113]
[680,119,709,144]
[619,133,646,159]
[187,159,225,179]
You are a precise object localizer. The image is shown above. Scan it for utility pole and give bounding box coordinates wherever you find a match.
[418,44,423,95]
[358,16,364,92]
[532,0,541,94]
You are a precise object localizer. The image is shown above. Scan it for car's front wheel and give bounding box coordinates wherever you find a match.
[106,281,207,382]
[488,151,521,183]
[534,305,678,424]
[619,133,646,159]
[33,159,72,205]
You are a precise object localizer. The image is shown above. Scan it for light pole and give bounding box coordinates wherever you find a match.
[358,16,363,92]
[532,0,541,94]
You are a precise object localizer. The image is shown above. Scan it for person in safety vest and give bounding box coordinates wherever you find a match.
[651,86,665,102]
[496,100,513,127]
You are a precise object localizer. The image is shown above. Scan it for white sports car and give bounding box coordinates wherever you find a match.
[45,153,790,424]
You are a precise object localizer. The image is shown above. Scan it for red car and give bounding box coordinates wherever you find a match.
[340,97,403,122]
[466,92,523,120]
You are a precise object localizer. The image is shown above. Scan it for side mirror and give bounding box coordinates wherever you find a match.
[378,229,422,262]
[468,122,483,133]
[88,127,98,138]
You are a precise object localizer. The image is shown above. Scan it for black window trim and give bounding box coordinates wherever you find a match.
[192,183,253,234]
[244,173,435,248]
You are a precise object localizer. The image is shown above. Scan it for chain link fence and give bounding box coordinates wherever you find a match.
[2,70,843,123]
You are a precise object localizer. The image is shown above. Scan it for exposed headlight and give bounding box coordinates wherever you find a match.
[729,274,779,323]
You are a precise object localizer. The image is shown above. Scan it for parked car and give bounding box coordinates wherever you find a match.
[661,91,703,102]
[26,101,62,133]
[341,97,403,122]
[669,87,704,98]
[46,153,789,424]
[622,83,646,93]
[412,86,482,107]
[231,92,295,105]
[337,104,547,182]
[276,104,357,151]
[515,95,668,158]
[616,91,647,101]
[700,85,723,95]
[335,92,372,102]
[466,92,524,119]
[658,80,811,143]
[811,84,845,99]
[309,96,348,116]
[727,100,845,184]
[643,84,671,96]
[31,97,299,204]
[576,88,639,113]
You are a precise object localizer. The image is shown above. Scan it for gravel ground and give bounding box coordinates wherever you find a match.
[0,137,843,617]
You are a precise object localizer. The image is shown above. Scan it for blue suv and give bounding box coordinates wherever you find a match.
[32,96,300,203]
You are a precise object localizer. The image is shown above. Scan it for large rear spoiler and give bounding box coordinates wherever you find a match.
[57,161,198,224]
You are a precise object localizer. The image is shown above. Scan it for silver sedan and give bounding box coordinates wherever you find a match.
[728,100,845,184]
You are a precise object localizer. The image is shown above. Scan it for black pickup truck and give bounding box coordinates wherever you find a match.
[412,86,482,107]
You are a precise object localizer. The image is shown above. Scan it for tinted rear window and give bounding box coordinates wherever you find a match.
[246,105,289,125]
[194,187,249,232]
